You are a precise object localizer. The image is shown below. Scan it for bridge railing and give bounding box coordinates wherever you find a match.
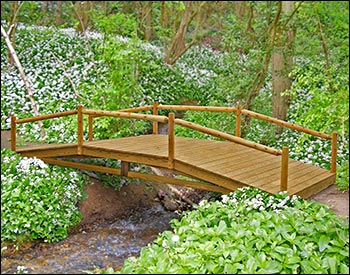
[80,103,336,192]
[11,109,78,152]
[152,102,337,173]
[11,102,337,193]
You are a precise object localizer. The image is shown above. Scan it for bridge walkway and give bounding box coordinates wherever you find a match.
[16,134,335,199]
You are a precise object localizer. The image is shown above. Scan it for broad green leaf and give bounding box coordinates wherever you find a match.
[217,220,227,234]
[260,260,282,274]
[323,256,338,274]
[318,235,330,252]
[339,262,349,274]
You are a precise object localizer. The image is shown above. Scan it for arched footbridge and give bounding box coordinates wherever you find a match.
[10,103,337,199]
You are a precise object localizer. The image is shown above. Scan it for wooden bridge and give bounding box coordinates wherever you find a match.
[10,103,337,199]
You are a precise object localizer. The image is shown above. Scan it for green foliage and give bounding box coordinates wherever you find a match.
[278,58,349,189]
[1,24,98,139]
[1,149,87,244]
[174,108,236,140]
[116,187,349,274]
[92,11,137,38]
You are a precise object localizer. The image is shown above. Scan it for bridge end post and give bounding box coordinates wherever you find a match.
[153,102,159,134]
[168,112,175,169]
[11,116,16,152]
[235,104,241,137]
[88,115,93,141]
[77,105,83,154]
[330,132,337,174]
[280,146,289,192]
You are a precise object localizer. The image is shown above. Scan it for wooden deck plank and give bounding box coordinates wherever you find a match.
[185,145,253,167]
[177,139,257,165]
[223,156,282,178]
[87,135,168,152]
[244,161,304,188]
[292,173,336,199]
[86,136,168,157]
[273,169,333,198]
[174,160,245,192]
[199,150,277,174]
[285,168,331,191]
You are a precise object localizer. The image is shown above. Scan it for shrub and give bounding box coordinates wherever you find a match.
[117,187,349,274]
[1,148,87,245]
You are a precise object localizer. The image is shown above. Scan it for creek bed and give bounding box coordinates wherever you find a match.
[1,206,179,274]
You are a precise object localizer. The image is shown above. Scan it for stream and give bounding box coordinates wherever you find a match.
[1,205,179,274]
[1,125,183,274]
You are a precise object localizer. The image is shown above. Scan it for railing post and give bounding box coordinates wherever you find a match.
[331,131,337,173]
[280,146,289,192]
[168,112,175,169]
[77,105,83,154]
[11,116,16,151]
[88,115,93,141]
[235,103,241,137]
[153,102,159,134]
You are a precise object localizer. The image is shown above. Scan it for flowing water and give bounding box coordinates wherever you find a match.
[1,206,179,274]
[1,129,181,274]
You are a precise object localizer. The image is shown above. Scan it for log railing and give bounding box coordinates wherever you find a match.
[11,102,337,192]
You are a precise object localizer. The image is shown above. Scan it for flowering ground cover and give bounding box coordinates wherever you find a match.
[1,148,87,247]
[115,187,349,274]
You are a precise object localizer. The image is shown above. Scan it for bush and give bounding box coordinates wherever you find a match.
[1,148,87,245]
[117,187,349,274]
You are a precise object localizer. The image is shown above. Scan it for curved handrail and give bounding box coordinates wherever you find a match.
[174,118,282,156]
[15,110,78,124]
[241,109,331,140]
[83,109,168,123]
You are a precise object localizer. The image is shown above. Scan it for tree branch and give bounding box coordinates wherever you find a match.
[1,24,46,138]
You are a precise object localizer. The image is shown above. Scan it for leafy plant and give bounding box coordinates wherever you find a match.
[116,187,349,274]
[1,148,87,245]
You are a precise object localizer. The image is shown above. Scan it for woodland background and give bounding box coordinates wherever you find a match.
[1,1,348,189]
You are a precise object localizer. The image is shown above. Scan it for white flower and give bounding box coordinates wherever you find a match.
[172,235,180,242]
[221,195,229,203]
[17,265,27,273]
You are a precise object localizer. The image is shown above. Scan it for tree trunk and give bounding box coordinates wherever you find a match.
[55,1,63,25]
[73,1,92,34]
[233,1,248,20]
[164,1,205,66]
[160,1,168,29]
[1,25,46,138]
[140,1,153,40]
[7,1,19,66]
[241,2,282,136]
[272,1,295,133]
